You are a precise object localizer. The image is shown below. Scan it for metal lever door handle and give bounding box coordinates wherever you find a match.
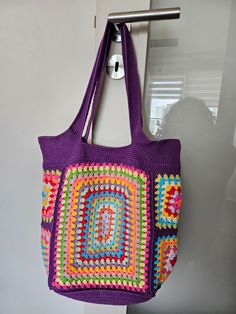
[108,7,180,24]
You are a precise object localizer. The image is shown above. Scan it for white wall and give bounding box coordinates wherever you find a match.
[0,1,96,313]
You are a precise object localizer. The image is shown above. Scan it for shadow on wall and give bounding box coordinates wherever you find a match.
[160,97,236,263]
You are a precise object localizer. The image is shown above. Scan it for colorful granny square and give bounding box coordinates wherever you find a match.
[41,226,51,274]
[154,235,177,288]
[52,163,151,292]
[42,170,61,223]
[155,174,181,229]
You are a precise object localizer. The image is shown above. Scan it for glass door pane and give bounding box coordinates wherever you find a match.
[130,1,236,313]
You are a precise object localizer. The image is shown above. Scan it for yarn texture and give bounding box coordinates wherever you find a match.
[38,22,182,305]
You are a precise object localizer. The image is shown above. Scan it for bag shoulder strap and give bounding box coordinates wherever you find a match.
[71,22,143,144]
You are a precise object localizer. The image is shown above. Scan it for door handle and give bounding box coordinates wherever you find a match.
[108,7,181,24]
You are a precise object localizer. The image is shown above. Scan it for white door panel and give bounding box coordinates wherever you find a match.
[84,2,150,313]
[90,0,151,147]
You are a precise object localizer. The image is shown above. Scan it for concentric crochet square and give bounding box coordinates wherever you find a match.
[41,226,51,274]
[52,163,151,292]
[42,170,61,223]
[154,235,177,288]
[155,174,181,229]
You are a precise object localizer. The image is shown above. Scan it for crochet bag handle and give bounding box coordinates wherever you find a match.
[72,22,143,144]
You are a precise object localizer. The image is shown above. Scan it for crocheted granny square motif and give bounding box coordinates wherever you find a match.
[41,227,51,274]
[52,163,151,292]
[154,235,177,288]
[42,170,61,223]
[154,174,181,229]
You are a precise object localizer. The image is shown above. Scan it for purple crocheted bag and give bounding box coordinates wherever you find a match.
[38,22,182,305]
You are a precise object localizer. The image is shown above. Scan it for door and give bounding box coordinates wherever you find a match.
[84,4,151,313]
[92,1,236,313]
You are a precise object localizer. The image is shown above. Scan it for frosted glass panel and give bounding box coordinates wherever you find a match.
[144,0,230,137]
[130,1,236,313]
